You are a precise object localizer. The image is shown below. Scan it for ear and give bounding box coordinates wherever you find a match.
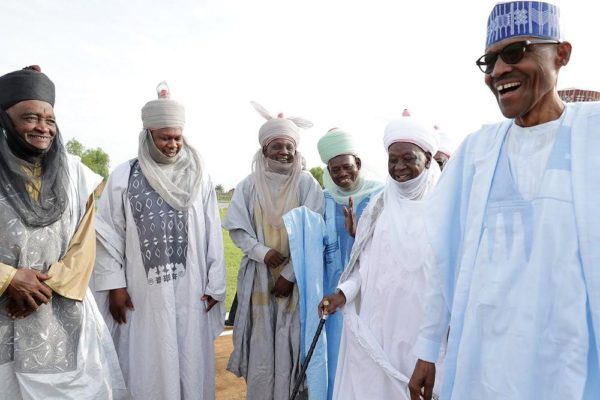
[556,41,572,67]
[355,156,362,170]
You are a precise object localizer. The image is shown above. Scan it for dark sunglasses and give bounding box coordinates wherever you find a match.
[475,39,560,74]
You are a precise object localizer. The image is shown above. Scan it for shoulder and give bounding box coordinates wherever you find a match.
[569,101,600,119]
[299,170,322,188]
[100,159,136,194]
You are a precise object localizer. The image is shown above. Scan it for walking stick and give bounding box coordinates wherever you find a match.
[289,300,330,400]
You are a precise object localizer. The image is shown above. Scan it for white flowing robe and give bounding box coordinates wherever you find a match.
[93,160,226,400]
[333,179,444,400]
[0,155,128,400]
[415,102,600,399]
[224,172,324,400]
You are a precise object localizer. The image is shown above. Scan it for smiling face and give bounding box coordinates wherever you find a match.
[387,142,431,182]
[484,37,572,127]
[150,127,183,158]
[327,154,361,190]
[263,138,296,163]
[5,100,57,151]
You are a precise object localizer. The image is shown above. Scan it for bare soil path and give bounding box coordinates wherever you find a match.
[215,328,246,400]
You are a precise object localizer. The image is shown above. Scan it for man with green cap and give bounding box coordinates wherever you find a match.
[409,2,600,399]
[316,127,382,399]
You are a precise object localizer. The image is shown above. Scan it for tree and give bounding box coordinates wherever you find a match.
[82,148,110,179]
[309,166,324,188]
[65,139,84,157]
[66,139,110,180]
[215,184,225,194]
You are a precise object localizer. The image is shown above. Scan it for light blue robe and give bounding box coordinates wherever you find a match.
[415,102,600,399]
[284,206,328,400]
[322,190,380,400]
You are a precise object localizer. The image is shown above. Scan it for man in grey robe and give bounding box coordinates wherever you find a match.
[225,102,324,400]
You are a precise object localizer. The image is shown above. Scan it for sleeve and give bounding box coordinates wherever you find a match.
[336,259,362,304]
[414,249,451,362]
[0,263,17,296]
[202,177,227,302]
[280,261,296,283]
[93,165,129,292]
[224,179,271,264]
[228,230,271,264]
[44,194,97,301]
[414,135,475,362]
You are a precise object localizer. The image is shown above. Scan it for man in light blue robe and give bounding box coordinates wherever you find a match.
[317,128,382,399]
[409,2,600,399]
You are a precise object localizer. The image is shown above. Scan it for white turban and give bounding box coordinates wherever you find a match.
[251,101,313,147]
[383,115,438,155]
[141,82,185,129]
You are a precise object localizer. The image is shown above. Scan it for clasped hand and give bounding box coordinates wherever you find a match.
[5,269,53,319]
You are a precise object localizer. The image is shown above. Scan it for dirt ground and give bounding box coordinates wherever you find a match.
[215,328,247,400]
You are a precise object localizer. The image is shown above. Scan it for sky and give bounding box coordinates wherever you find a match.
[2,0,599,189]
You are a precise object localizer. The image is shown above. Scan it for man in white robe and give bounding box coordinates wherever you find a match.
[409,2,600,399]
[224,102,324,400]
[93,82,226,400]
[0,65,127,399]
[320,115,442,400]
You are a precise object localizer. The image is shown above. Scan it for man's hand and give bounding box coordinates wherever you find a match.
[318,292,346,317]
[343,196,357,238]
[408,359,436,400]
[5,269,52,319]
[264,249,286,269]
[6,298,37,319]
[271,276,294,298]
[201,294,219,312]
[109,288,134,324]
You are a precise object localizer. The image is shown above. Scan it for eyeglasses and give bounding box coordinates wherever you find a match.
[475,39,560,74]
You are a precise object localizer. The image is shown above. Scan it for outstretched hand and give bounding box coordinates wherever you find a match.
[408,359,436,400]
[343,196,357,238]
[5,269,52,319]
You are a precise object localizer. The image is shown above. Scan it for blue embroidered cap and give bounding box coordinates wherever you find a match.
[486,1,561,48]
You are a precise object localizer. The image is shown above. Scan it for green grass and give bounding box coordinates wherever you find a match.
[220,207,243,312]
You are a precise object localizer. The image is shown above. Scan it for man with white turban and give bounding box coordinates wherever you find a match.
[93,82,226,400]
[224,102,324,400]
[319,114,444,400]
[316,128,382,398]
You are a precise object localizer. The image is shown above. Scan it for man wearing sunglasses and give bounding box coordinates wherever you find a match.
[409,2,600,399]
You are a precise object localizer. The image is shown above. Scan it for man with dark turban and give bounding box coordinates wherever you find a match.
[93,82,226,400]
[0,65,127,399]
